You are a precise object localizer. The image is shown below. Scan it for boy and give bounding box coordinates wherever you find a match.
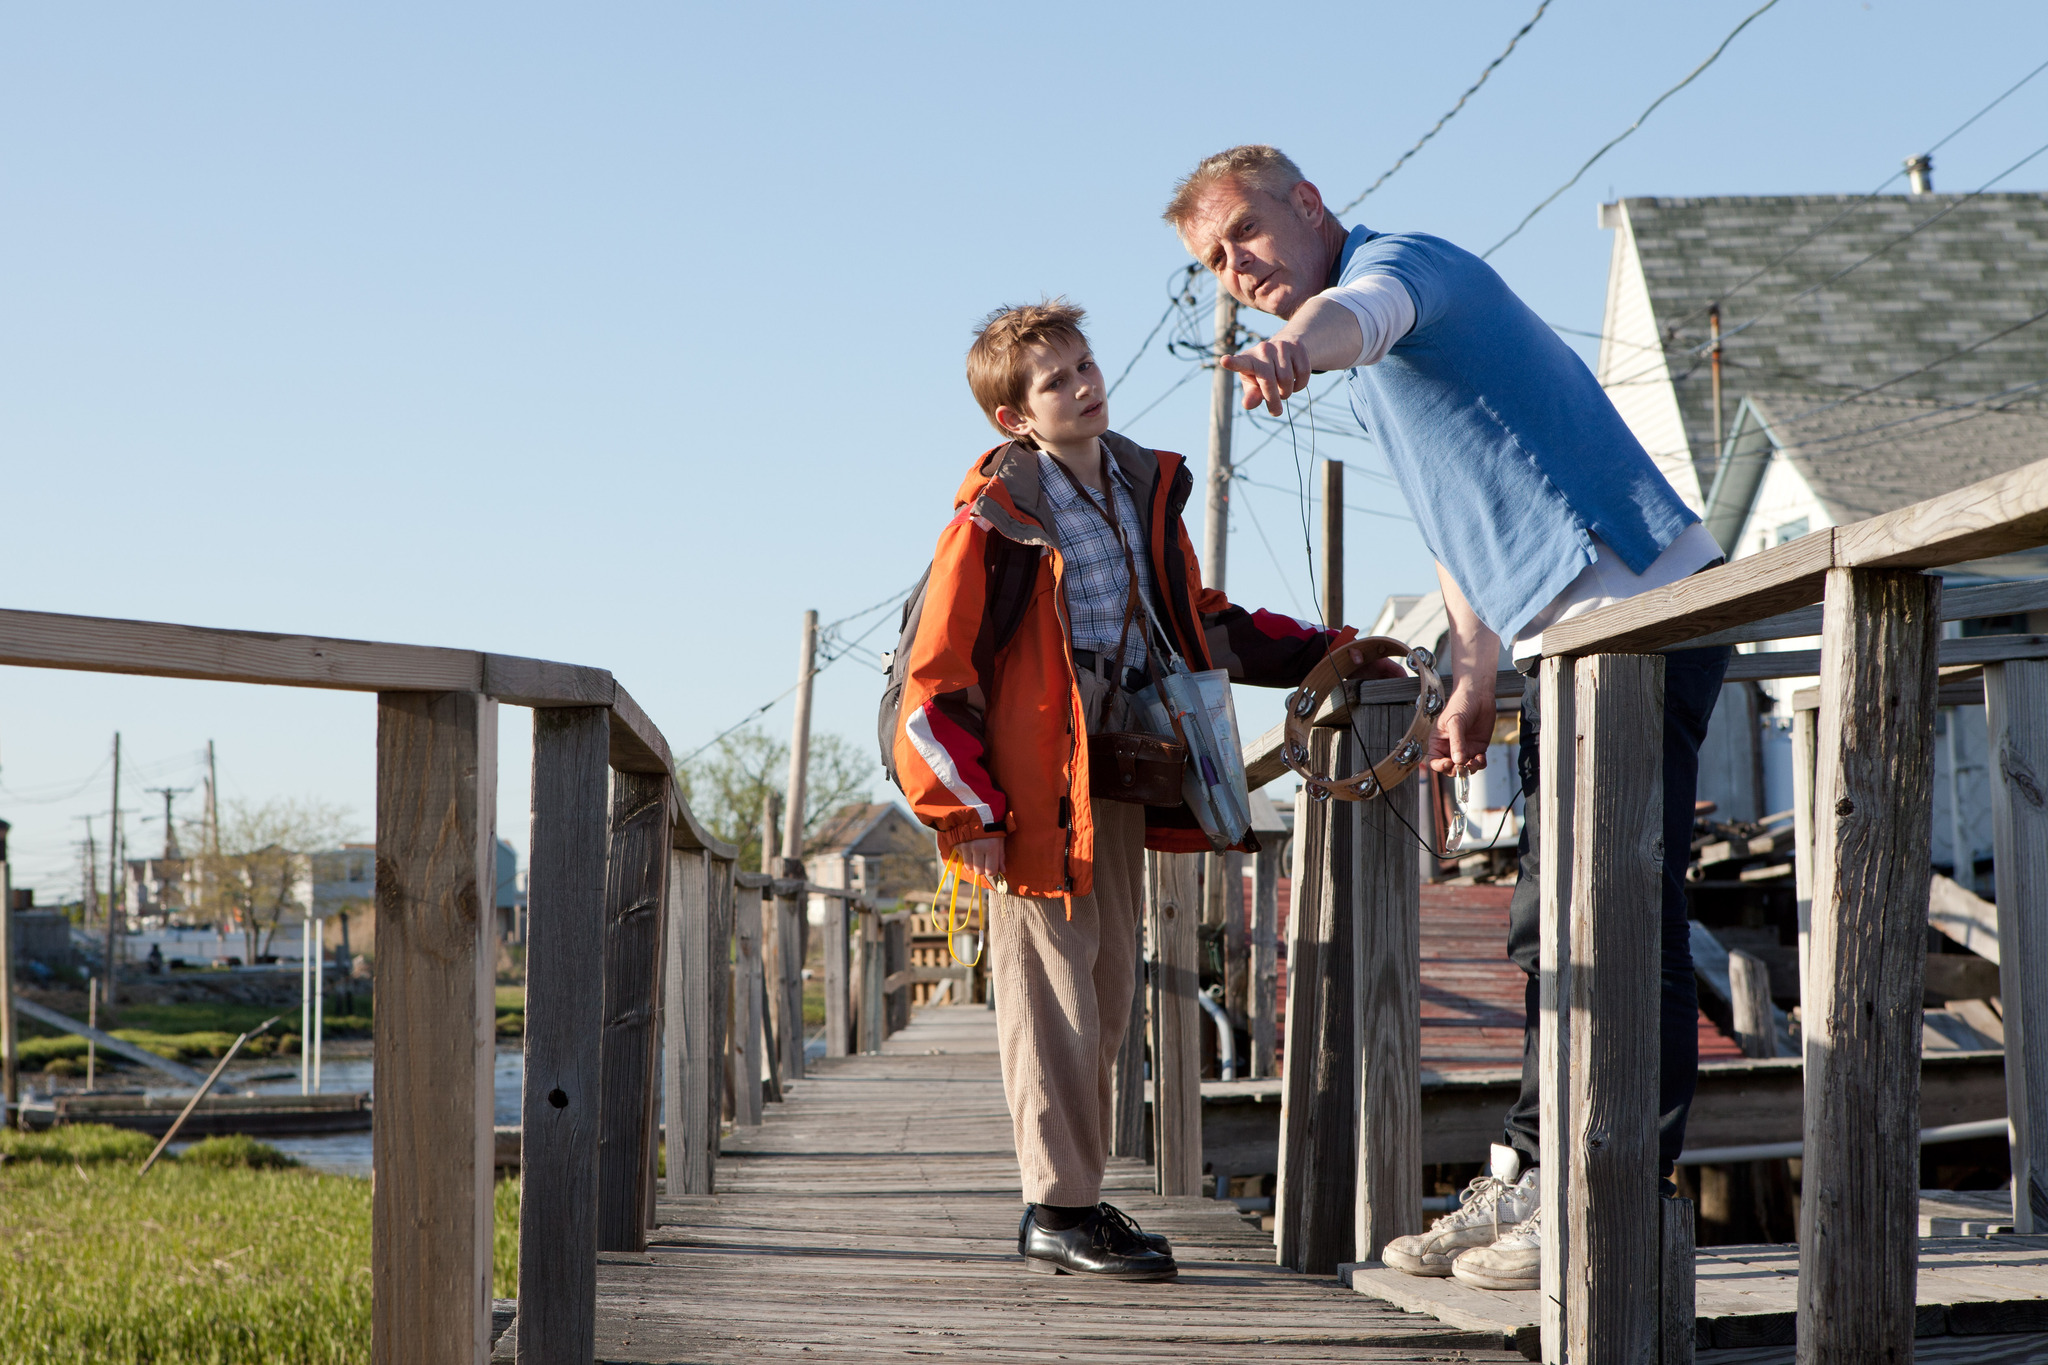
[893,300,1386,1279]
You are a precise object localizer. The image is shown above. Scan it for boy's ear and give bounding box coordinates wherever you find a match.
[993,403,1033,440]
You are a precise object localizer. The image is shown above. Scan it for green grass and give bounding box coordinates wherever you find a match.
[0,1132,522,1363]
[0,1123,157,1164]
[180,1135,302,1170]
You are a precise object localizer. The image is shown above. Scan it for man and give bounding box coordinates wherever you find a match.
[1164,145,1730,1290]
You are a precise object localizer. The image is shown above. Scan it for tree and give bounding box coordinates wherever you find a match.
[185,797,360,962]
[676,727,874,872]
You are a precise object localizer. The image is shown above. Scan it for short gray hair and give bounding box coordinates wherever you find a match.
[1162,145,1304,229]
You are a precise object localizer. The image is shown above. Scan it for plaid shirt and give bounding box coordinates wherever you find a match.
[1038,448,1154,676]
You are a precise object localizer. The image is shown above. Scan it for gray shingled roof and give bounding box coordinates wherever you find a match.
[1718,390,2048,578]
[1620,192,2048,496]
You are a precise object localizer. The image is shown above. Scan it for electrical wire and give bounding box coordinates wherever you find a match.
[1782,302,2048,423]
[1335,0,1552,216]
[1236,472,1416,522]
[1482,0,1784,259]
[1106,265,1202,397]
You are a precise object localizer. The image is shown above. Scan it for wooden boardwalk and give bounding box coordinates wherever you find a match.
[510,1005,1526,1364]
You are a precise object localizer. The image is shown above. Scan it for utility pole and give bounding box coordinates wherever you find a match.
[104,733,121,1014]
[780,610,818,879]
[1203,291,1240,589]
[148,786,192,861]
[201,740,219,921]
[1320,459,1344,628]
[75,815,98,926]
[1709,302,1724,460]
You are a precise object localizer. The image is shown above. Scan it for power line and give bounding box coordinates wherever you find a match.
[1336,0,1552,216]
[1235,472,1417,523]
[1106,265,1202,396]
[1783,302,2048,423]
[1482,0,1784,259]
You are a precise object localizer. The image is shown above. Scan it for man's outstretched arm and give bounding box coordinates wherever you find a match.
[1223,275,1416,414]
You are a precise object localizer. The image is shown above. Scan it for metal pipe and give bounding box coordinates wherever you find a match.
[1677,1116,2006,1166]
[1196,987,1237,1082]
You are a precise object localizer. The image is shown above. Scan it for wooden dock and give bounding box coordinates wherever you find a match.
[493,1005,1526,1363]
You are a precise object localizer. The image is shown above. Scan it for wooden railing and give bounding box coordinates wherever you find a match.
[0,608,906,1364]
[1237,457,2048,1362]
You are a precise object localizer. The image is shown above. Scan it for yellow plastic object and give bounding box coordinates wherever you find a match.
[936,851,985,967]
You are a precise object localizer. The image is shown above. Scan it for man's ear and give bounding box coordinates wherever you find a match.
[993,403,1033,440]
[1291,179,1326,226]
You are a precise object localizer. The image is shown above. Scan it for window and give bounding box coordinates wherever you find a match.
[1774,518,1810,545]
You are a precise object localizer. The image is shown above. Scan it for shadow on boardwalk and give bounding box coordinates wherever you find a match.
[546,1005,1523,1364]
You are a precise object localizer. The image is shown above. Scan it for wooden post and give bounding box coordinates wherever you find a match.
[855,907,883,1054]
[775,880,805,1081]
[1353,703,1422,1262]
[1533,661,1575,1364]
[1220,849,1247,1035]
[733,889,765,1124]
[1727,949,1777,1059]
[1274,730,1357,1273]
[597,771,671,1253]
[1203,289,1237,587]
[372,691,498,1365]
[1790,705,1818,1022]
[663,848,715,1198]
[1249,835,1284,1080]
[1566,654,1664,1365]
[1147,851,1203,1196]
[1109,922,1147,1159]
[824,892,849,1057]
[1320,460,1343,628]
[1988,660,2048,1231]
[883,916,908,1035]
[1662,1196,1698,1365]
[1798,568,1940,1364]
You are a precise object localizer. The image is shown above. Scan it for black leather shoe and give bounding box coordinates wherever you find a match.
[1019,1208,1177,1280]
[1096,1202,1172,1257]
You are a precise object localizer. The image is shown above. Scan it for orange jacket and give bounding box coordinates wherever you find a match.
[892,434,1346,899]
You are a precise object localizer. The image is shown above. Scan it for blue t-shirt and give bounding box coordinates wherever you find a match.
[1334,226,1698,644]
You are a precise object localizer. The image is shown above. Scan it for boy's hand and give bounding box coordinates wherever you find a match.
[956,835,1006,884]
[1347,645,1406,681]
[1223,338,1311,415]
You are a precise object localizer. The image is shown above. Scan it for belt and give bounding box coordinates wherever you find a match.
[1070,649,1149,693]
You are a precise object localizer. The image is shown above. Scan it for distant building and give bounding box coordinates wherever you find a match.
[803,803,938,918]
[306,837,524,938]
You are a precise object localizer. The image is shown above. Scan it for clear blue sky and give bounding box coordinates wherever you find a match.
[3,1,2044,898]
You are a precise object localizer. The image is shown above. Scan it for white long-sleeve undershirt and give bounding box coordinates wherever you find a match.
[1319,274,1417,368]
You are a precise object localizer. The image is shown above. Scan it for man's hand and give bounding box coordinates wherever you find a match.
[955,834,1005,885]
[1429,681,1496,775]
[1223,337,1312,415]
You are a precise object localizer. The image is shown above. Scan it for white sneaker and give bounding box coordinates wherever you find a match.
[1382,1144,1536,1278]
[1451,1205,1541,1291]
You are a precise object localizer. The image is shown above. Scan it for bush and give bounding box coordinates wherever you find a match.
[495,1011,524,1038]
[180,1135,301,1170]
[0,1123,155,1164]
[43,1056,82,1076]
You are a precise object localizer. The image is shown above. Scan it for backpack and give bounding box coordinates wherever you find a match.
[876,537,1040,795]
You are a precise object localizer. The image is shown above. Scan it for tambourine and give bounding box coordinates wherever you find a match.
[1280,634,1445,802]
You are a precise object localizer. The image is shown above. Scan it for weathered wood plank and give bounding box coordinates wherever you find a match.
[824,894,850,1059]
[1352,703,1421,1262]
[1836,457,2048,571]
[1148,851,1204,1197]
[373,691,498,1365]
[1990,660,2048,1233]
[664,850,711,1197]
[606,685,671,776]
[1274,731,1357,1274]
[1109,922,1147,1159]
[481,655,614,708]
[1671,576,2048,651]
[1728,950,1777,1060]
[1249,836,1284,1080]
[1798,568,1941,1363]
[733,889,765,1126]
[882,916,908,1037]
[1538,657,1575,1365]
[1661,1197,1697,1365]
[518,707,610,1364]
[1566,655,1666,1365]
[775,872,806,1081]
[598,771,671,1253]
[1790,706,1818,1020]
[1546,531,1835,658]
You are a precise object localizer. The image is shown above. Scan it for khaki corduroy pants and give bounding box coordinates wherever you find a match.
[989,796,1145,1207]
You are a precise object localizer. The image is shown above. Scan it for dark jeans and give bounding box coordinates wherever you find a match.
[1502,645,1731,1175]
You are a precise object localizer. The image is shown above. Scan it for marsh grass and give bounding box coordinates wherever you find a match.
[0,1132,521,1363]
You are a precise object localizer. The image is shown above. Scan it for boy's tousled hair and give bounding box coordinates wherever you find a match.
[966,299,1090,438]
[1162,144,1304,231]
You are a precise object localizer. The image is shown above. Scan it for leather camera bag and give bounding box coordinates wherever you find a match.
[1043,448,1188,807]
